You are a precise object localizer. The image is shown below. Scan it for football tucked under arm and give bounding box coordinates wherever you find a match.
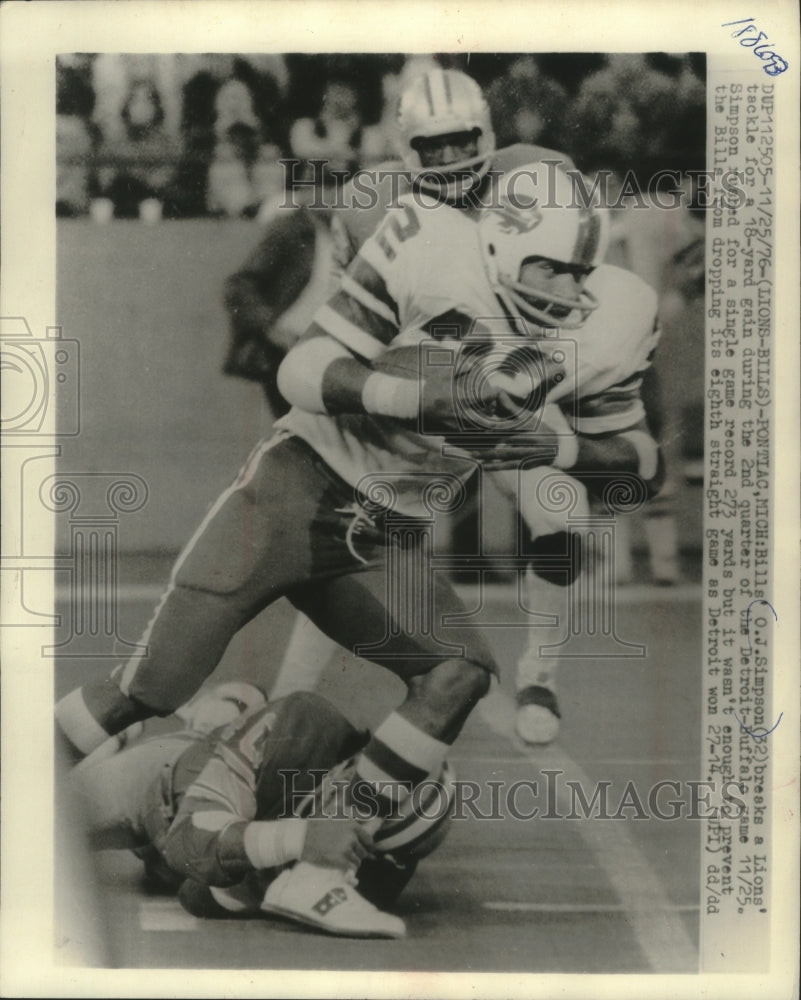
[569,425,665,500]
[478,396,664,497]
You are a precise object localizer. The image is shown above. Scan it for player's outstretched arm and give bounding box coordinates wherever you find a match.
[224,210,317,356]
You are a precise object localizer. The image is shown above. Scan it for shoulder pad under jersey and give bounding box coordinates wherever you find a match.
[491,142,576,174]
[585,264,659,367]
[332,159,412,262]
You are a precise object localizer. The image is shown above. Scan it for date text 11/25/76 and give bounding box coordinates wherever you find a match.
[723,18,789,76]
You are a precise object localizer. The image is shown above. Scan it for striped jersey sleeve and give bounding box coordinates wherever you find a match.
[571,309,661,436]
[308,201,423,360]
[571,369,648,436]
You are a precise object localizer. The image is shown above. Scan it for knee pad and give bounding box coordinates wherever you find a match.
[464,661,492,700]
[408,658,491,704]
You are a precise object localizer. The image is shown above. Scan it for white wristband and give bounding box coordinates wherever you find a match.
[553,432,580,470]
[361,372,419,420]
[243,818,308,870]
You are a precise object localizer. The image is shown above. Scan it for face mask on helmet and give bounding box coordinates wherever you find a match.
[479,163,610,330]
[397,69,495,201]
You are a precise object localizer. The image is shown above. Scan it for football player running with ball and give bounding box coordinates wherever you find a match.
[272,67,661,746]
[57,156,661,936]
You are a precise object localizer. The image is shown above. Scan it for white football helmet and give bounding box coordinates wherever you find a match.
[301,757,456,862]
[175,681,266,734]
[397,68,495,200]
[479,162,610,330]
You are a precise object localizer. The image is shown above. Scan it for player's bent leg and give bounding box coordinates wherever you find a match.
[292,567,495,817]
[56,435,323,759]
[56,584,259,757]
[403,657,491,744]
[515,536,581,747]
[514,466,589,746]
[643,483,681,585]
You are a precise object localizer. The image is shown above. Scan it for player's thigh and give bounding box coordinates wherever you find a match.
[173,436,327,603]
[289,564,497,681]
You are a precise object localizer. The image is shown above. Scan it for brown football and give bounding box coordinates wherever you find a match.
[370,344,424,379]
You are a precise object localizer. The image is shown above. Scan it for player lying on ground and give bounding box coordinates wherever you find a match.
[57,158,661,936]
[70,685,455,938]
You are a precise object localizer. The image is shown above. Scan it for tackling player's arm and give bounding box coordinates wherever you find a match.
[549,378,665,500]
[224,209,317,357]
[555,310,665,498]
[555,421,664,500]
[162,710,373,887]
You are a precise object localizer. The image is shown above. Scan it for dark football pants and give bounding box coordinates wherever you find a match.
[83,433,496,735]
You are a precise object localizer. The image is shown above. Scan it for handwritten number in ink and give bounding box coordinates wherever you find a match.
[722,18,789,76]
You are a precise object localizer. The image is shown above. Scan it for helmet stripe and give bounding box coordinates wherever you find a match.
[442,69,453,107]
[422,73,435,115]
[571,205,602,266]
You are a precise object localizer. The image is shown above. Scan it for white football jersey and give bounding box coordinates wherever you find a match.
[277,193,658,517]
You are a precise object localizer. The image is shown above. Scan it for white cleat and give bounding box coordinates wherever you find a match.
[515,686,561,746]
[261,862,406,939]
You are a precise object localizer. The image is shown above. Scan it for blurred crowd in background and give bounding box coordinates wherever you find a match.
[56,51,706,220]
[55,51,707,577]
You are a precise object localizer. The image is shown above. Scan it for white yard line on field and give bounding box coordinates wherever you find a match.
[484,901,699,914]
[477,686,699,973]
[56,582,702,604]
[139,898,199,932]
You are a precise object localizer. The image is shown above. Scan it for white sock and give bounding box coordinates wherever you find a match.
[269,613,337,700]
[516,566,563,692]
[56,688,111,755]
